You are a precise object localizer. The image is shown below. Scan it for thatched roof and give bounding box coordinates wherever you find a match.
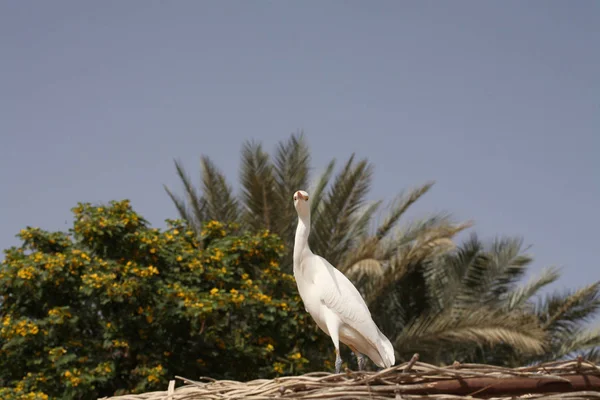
[99,356,600,400]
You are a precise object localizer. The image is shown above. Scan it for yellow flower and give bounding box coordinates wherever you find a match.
[210,288,219,295]
[8,320,40,337]
[290,352,302,360]
[112,340,129,348]
[17,267,35,280]
[176,256,183,262]
[266,344,274,352]
[256,293,272,304]
[273,362,285,374]
[210,249,225,262]
[133,265,159,277]
[63,368,82,386]
[173,229,180,235]
[149,248,156,254]
[230,287,245,304]
[48,309,60,317]
[146,265,159,276]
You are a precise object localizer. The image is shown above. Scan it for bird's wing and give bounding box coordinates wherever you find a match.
[314,255,372,325]
[314,255,395,368]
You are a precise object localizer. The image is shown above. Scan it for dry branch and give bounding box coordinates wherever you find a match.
[98,357,600,400]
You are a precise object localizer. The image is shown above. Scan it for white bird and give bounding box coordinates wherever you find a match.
[292,190,395,373]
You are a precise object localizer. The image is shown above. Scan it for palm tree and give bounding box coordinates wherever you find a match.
[373,232,600,366]
[164,132,468,275]
[164,132,599,367]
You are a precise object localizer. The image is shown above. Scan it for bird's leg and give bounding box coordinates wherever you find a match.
[324,310,342,374]
[335,348,342,374]
[356,353,366,371]
[349,345,365,371]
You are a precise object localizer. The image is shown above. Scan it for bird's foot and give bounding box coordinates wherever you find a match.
[335,350,342,374]
[356,354,366,371]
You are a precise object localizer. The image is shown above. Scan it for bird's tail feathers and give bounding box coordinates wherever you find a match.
[376,328,395,368]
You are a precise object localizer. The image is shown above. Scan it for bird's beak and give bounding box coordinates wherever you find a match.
[297,192,305,200]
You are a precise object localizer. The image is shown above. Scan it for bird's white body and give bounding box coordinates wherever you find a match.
[292,190,395,371]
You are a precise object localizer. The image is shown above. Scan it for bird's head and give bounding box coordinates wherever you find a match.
[293,190,310,218]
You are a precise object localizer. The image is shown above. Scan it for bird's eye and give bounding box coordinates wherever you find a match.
[294,196,297,200]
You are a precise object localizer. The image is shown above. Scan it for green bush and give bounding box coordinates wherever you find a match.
[0,200,330,400]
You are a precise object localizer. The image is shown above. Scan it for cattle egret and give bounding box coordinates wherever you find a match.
[292,190,395,373]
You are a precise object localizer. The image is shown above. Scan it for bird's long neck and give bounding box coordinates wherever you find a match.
[293,214,311,273]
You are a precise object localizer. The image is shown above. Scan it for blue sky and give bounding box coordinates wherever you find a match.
[1,2,598,310]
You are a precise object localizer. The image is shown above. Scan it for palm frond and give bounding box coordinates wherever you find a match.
[373,213,464,267]
[447,234,508,308]
[272,132,311,248]
[375,182,435,240]
[504,267,560,311]
[163,185,191,222]
[200,155,239,224]
[487,236,533,299]
[422,254,457,310]
[239,140,277,231]
[393,308,547,362]
[537,282,600,333]
[405,223,471,261]
[165,159,207,229]
[338,238,380,282]
[366,222,470,306]
[336,201,383,271]
[350,201,383,238]
[552,327,600,360]
[345,258,385,283]
[579,347,600,363]
[447,233,485,282]
[308,160,336,217]
[371,276,411,334]
[312,155,373,263]
[392,212,456,248]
